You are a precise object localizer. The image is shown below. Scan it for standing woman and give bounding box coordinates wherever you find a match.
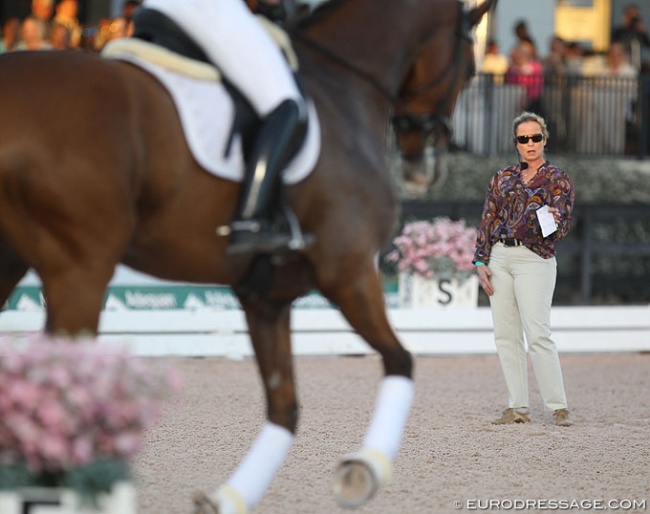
[473,111,575,427]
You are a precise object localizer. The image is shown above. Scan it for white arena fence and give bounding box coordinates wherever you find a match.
[2,267,649,357]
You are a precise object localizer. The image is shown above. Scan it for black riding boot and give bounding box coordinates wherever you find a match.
[226,99,308,256]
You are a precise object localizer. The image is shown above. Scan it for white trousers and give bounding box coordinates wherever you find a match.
[143,0,302,116]
[488,242,568,412]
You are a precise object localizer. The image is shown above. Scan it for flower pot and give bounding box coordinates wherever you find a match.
[398,273,479,308]
[0,482,136,514]
[0,487,61,514]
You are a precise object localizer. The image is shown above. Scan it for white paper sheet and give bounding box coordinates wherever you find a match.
[537,205,557,237]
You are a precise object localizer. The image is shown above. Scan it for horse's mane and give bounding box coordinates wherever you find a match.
[289,0,348,31]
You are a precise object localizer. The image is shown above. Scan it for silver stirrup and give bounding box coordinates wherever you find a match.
[283,205,313,251]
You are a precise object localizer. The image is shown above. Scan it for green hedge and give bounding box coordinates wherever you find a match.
[399,153,650,205]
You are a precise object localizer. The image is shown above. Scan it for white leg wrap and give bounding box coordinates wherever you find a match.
[361,376,414,477]
[340,447,394,489]
[214,485,247,514]
[214,422,294,512]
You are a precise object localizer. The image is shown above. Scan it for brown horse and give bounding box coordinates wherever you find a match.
[0,0,494,511]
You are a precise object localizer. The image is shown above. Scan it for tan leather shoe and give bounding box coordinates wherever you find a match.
[492,408,531,424]
[554,409,573,427]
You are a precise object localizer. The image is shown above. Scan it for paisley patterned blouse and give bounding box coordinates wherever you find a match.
[473,161,575,264]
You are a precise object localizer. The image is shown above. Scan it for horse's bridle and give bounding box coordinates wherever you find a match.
[290,1,475,145]
[391,0,475,146]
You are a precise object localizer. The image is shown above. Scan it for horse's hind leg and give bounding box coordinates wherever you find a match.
[322,261,414,509]
[0,242,29,308]
[193,297,297,514]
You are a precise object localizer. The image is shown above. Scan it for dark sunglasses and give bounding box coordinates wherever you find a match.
[516,133,544,144]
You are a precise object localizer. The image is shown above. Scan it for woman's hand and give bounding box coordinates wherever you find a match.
[548,206,561,224]
[476,264,494,296]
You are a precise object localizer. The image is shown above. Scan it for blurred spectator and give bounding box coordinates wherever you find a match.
[108,17,129,40]
[14,16,52,51]
[582,43,637,78]
[30,0,54,43]
[96,16,129,50]
[565,42,585,75]
[78,26,99,52]
[513,19,538,59]
[481,39,508,78]
[53,0,82,48]
[506,41,544,115]
[611,3,650,71]
[542,36,567,75]
[601,42,638,78]
[0,17,21,53]
[122,0,142,23]
[49,21,72,50]
[31,0,54,25]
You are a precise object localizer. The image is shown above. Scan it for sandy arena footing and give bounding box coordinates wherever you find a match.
[134,353,650,514]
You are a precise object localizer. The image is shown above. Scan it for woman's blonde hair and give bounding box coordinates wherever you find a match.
[513,111,549,140]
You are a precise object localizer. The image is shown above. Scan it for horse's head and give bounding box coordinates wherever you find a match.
[391,0,497,191]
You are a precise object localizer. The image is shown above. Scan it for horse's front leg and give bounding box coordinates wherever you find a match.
[322,261,414,509]
[193,297,296,514]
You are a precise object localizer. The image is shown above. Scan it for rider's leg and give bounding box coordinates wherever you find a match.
[227,98,307,255]
[145,0,308,254]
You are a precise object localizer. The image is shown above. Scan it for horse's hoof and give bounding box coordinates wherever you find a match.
[332,459,379,509]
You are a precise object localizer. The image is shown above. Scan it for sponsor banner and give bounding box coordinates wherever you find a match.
[5,285,400,311]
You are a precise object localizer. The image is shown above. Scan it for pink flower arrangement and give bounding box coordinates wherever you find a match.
[385,217,478,280]
[0,336,181,495]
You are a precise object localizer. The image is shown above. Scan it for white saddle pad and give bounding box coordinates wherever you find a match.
[109,52,321,185]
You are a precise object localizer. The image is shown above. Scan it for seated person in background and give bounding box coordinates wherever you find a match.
[542,36,567,75]
[95,16,130,51]
[31,0,54,26]
[49,22,72,50]
[505,42,544,115]
[603,42,638,78]
[583,42,637,78]
[481,39,509,80]
[565,42,585,75]
[13,16,52,51]
[108,17,129,41]
[0,17,21,53]
[78,26,99,52]
[53,0,82,48]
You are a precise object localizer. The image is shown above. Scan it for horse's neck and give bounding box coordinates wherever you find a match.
[298,0,436,96]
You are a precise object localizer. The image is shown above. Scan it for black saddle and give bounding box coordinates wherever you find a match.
[131,8,210,64]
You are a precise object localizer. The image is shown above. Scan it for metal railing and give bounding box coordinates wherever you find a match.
[451,73,650,158]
